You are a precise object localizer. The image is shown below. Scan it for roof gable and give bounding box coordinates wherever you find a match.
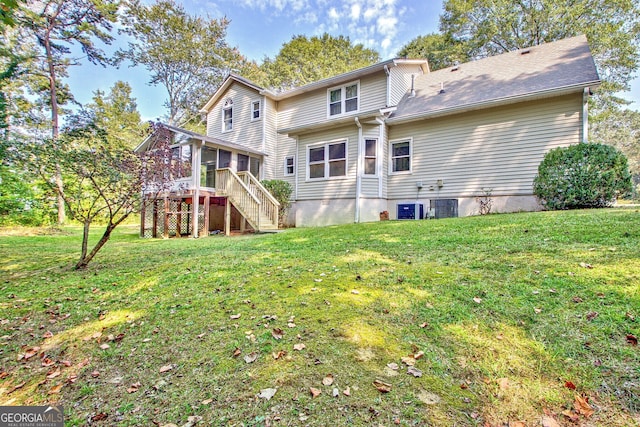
[200,74,266,114]
[389,35,600,122]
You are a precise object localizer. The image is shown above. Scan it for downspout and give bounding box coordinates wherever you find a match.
[384,64,391,107]
[261,95,267,179]
[374,118,385,198]
[294,136,299,201]
[582,87,589,143]
[355,117,362,223]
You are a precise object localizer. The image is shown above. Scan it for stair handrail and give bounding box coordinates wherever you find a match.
[237,172,280,227]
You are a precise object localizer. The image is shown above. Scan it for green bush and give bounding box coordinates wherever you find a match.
[261,179,293,226]
[533,143,632,210]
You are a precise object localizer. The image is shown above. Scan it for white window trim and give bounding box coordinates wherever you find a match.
[251,99,261,121]
[363,138,378,177]
[222,98,233,133]
[284,155,295,177]
[389,137,413,175]
[306,138,349,181]
[327,80,360,118]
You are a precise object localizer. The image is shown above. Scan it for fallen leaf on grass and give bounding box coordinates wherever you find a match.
[258,388,277,400]
[413,350,424,360]
[310,387,321,398]
[322,374,334,386]
[473,297,482,304]
[271,328,284,340]
[373,379,392,393]
[272,350,287,360]
[232,347,242,357]
[407,366,422,377]
[159,364,173,373]
[401,356,416,366]
[41,357,55,367]
[244,352,258,364]
[579,262,593,269]
[99,343,110,350]
[7,382,26,394]
[509,422,526,427]
[586,311,599,321]
[574,394,595,418]
[46,369,61,379]
[48,383,64,394]
[293,343,306,351]
[572,296,584,303]
[534,308,542,314]
[497,378,509,390]
[201,399,213,405]
[91,370,100,378]
[343,386,351,396]
[42,331,53,339]
[386,362,399,370]
[565,381,576,390]
[332,387,339,397]
[127,382,141,393]
[541,415,560,427]
[91,413,108,422]
[562,409,580,422]
[625,312,635,321]
[626,334,638,346]
[229,313,241,320]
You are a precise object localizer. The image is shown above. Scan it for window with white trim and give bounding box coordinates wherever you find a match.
[222,98,233,132]
[390,139,411,173]
[251,100,261,120]
[327,82,359,116]
[364,139,377,175]
[284,156,295,176]
[308,141,347,180]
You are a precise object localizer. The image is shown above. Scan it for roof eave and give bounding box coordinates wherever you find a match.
[387,81,601,125]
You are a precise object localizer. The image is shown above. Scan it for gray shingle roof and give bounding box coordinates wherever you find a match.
[389,35,600,123]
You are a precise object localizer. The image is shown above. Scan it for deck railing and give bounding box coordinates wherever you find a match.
[237,171,280,227]
[215,168,279,230]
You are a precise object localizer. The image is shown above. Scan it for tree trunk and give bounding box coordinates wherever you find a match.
[44,28,65,225]
[75,223,115,270]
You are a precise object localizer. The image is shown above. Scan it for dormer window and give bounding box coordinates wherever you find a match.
[222,98,233,132]
[328,81,359,117]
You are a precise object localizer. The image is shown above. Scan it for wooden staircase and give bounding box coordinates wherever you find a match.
[215,168,280,232]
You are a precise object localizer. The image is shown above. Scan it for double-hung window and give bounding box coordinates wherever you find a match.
[284,156,295,176]
[308,141,347,180]
[328,82,359,117]
[222,98,233,132]
[390,139,411,173]
[364,139,377,175]
[251,100,261,120]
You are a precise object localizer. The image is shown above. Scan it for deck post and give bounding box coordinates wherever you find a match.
[140,198,146,237]
[203,194,210,237]
[152,199,158,238]
[176,199,182,236]
[163,197,169,239]
[225,197,231,236]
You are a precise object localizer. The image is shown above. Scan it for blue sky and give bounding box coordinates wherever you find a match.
[67,0,638,121]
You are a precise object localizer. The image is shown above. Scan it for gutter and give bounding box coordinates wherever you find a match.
[354,117,362,223]
[386,81,601,125]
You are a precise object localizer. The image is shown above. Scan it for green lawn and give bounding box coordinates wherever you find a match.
[0,209,638,426]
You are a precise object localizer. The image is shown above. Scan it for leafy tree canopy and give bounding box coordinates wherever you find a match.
[397,33,468,71]
[118,0,245,127]
[260,33,381,91]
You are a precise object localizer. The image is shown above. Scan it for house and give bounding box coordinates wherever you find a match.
[136,35,600,237]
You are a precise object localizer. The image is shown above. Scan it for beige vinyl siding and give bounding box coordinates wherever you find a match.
[206,83,264,151]
[387,94,582,200]
[262,97,279,179]
[388,64,425,106]
[277,72,387,130]
[360,124,383,198]
[296,124,358,200]
[275,133,297,188]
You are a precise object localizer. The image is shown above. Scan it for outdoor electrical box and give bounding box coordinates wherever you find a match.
[397,203,424,220]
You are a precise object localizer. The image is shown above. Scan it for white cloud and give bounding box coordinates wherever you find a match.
[350,4,361,20]
[328,7,340,20]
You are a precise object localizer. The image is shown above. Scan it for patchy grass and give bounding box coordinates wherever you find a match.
[0,209,638,426]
